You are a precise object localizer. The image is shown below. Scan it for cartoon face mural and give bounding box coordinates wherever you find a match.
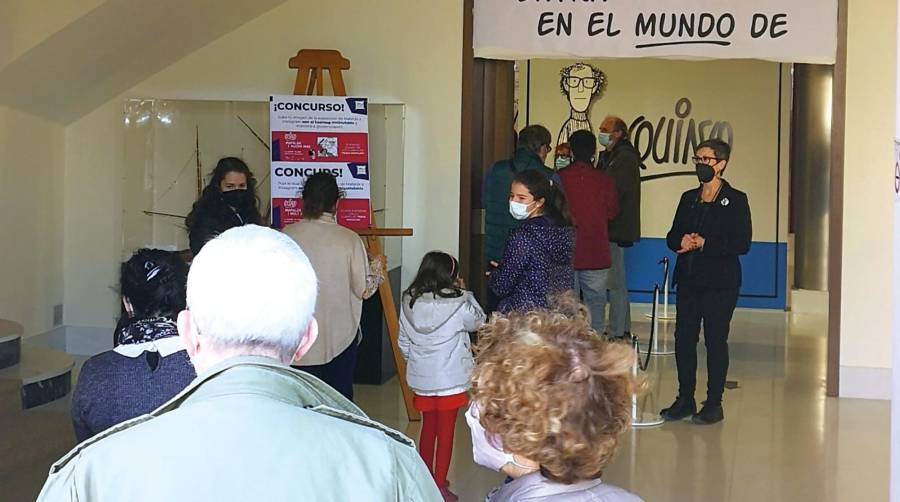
[557,63,607,149]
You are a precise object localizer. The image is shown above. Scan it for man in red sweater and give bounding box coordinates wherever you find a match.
[558,130,619,334]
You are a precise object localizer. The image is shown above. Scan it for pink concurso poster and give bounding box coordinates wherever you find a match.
[269,95,371,229]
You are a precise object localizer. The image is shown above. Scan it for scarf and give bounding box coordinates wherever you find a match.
[116,316,179,346]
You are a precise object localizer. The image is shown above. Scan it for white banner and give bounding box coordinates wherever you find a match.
[474,0,837,64]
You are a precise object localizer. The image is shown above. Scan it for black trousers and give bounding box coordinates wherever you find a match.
[293,339,359,401]
[674,283,739,405]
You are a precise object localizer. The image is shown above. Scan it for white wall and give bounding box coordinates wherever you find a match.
[0,106,64,336]
[62,0,463,340]
[891,0,900,498]
[839,0,898,398]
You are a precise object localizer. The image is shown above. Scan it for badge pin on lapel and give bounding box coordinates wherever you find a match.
[721,198,730,206]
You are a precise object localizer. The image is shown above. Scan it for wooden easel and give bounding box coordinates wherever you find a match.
[290,49,419,421]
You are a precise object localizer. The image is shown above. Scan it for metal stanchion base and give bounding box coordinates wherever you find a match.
[632,412,665,428]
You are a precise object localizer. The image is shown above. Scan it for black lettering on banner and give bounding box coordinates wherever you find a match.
[698,13,715,37]
[517,5,794,49]
[635,13,655,37]
[628,98,734,165]
[538,12,555,36]
[633,13,732,49]
[538,12,572,37]
[679,13,695,37]
[751,13,789,39]
[588,12,621,37]
[771,14,788,38]
[717,14,736,38]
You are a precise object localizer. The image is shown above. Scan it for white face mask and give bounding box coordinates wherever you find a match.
[509,201,533,220]
[465,403,534,472]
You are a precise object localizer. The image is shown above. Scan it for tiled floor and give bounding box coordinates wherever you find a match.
[2,309,889,501]
[357,308,889,502]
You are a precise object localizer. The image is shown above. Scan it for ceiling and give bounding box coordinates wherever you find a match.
[0,0,286,123]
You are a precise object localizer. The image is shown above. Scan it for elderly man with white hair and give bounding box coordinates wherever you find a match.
[38,225,441,502]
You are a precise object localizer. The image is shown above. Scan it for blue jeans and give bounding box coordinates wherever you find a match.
[575,269,609,334]
[607,242,631,337]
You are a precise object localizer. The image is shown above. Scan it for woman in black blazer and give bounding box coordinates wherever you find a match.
[660,139,752,426]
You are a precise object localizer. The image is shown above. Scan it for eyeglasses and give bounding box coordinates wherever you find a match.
[692,156,722,164]
[566,76,598,89]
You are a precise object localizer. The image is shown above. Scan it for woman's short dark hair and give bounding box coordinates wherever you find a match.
[302,172,340,219]
[404,251,462,308]
[185,157,262,231]
[696,139,731,161]
[568,130,597,163]
[120,249,187,318]
[512,170,573,227]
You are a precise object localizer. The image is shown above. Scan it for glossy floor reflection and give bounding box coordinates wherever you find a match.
[354,308,889,502]
[2,309,888,501]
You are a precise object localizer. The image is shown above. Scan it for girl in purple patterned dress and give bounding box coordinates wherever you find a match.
[488,170,576,314]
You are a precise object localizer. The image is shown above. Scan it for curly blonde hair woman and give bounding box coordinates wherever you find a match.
[466,306,644,501]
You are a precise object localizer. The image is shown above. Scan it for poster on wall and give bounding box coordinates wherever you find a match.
[474,0,837,64]
[269,95,371,229]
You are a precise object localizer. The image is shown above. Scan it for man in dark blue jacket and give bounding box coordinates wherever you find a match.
[482,125,559,311]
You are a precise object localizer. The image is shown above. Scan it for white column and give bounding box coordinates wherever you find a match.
[891,2,900,499]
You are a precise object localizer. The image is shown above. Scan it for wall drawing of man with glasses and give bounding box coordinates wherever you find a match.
[557,63,607,151]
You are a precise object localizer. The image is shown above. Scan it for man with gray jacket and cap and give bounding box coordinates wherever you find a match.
[38,225,441,502]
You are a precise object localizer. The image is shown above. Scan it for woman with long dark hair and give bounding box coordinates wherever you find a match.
[488,169,575,314]
[72,249,195,441]
[399,251,485,500]
[185,157,262,255]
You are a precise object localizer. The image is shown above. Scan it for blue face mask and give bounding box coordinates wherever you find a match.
[597,132,612,147]
[509,201,533,220]
[554,156,572,169]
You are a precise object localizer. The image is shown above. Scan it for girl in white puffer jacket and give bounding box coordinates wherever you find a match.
[399,251,486,501]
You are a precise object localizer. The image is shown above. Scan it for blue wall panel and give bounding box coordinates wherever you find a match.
[623,238,787,309]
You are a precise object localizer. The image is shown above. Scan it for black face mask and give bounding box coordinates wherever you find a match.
[221,188,253,208]
[695,163,716,184]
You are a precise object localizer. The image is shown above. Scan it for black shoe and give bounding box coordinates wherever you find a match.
[660,396,696,421]
[692,402,724,425]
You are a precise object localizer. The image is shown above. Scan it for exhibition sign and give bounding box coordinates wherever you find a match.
[270,95,371,229]
[474,0,837,64]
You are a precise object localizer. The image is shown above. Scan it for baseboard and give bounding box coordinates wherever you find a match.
[839,365,891,400]
[24,325,111,356]
[63,326,112,356]
[790,289,829,315]
[24,327,67,352]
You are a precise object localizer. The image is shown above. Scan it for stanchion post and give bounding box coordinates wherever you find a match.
[651,284,660,354]
[630,316,664,428]
[631,336,639,420]
[662,257,670,319]
[643,282,675,356]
